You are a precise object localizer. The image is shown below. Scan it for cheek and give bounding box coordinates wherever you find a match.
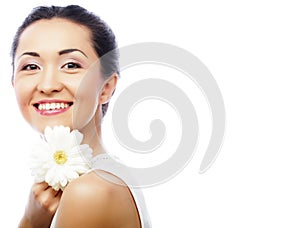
[13,81,31,114]
[72,94,99,129]
[72,69,103,129]
[13,81,36,129]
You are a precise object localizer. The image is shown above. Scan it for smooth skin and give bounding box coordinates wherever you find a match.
[14,18,141,228]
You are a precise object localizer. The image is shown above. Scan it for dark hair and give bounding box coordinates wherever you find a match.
[11,5,119,116]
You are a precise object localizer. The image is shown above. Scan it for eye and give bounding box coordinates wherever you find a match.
[21,64,40,71]
[62,62,82,70]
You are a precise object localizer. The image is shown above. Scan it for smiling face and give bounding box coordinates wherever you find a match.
[13,18,115,136]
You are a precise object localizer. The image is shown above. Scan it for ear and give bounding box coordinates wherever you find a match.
[99,73,118,105]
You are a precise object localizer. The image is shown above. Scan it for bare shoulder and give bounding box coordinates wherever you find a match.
[53,171,141,228]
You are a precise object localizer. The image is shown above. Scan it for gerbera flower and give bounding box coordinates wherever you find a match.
[29,126,93,191]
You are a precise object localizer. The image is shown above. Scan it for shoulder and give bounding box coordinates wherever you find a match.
[53,171,141,227]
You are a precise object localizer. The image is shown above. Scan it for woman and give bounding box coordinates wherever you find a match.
[12,5,151,228]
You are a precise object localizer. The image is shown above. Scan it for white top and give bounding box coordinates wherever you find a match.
[50,153,152,228]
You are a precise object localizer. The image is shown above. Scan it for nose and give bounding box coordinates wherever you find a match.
[37,67,63,94]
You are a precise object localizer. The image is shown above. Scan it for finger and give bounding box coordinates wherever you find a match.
[48,197,61,214]
[44,186,61,198]
[31,182,49,198]
[38,189,60,208]
[55,190,63,198]
[32,182,49,192]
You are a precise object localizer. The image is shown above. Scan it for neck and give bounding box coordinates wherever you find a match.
[81,124,105,156]
[81,107,105,156]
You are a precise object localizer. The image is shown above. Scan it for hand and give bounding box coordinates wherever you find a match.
[19,182,62,228]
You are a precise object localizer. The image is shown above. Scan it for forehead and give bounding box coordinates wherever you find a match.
[16,18,94,56]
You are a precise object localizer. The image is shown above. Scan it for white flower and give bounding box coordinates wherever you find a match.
[29,126,93,191]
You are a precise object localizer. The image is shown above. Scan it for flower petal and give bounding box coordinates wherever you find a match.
[30,125,94,191]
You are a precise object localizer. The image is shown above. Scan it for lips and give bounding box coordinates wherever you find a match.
[33,100,73,115]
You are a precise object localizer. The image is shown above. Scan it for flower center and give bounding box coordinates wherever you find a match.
[53,150,68,165]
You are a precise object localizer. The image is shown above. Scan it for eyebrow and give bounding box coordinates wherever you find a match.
[58,48,88,58]
[18,48,88,59]
[19,51,40,58]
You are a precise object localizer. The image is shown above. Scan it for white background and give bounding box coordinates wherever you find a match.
[1,0,300,227]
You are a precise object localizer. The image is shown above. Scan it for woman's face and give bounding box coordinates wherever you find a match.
[13,18,111,135]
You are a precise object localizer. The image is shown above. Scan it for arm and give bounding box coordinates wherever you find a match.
[18,182,62,228]
[53,171,141,228]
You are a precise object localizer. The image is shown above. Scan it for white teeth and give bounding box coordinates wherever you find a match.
[38,103,70,111]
